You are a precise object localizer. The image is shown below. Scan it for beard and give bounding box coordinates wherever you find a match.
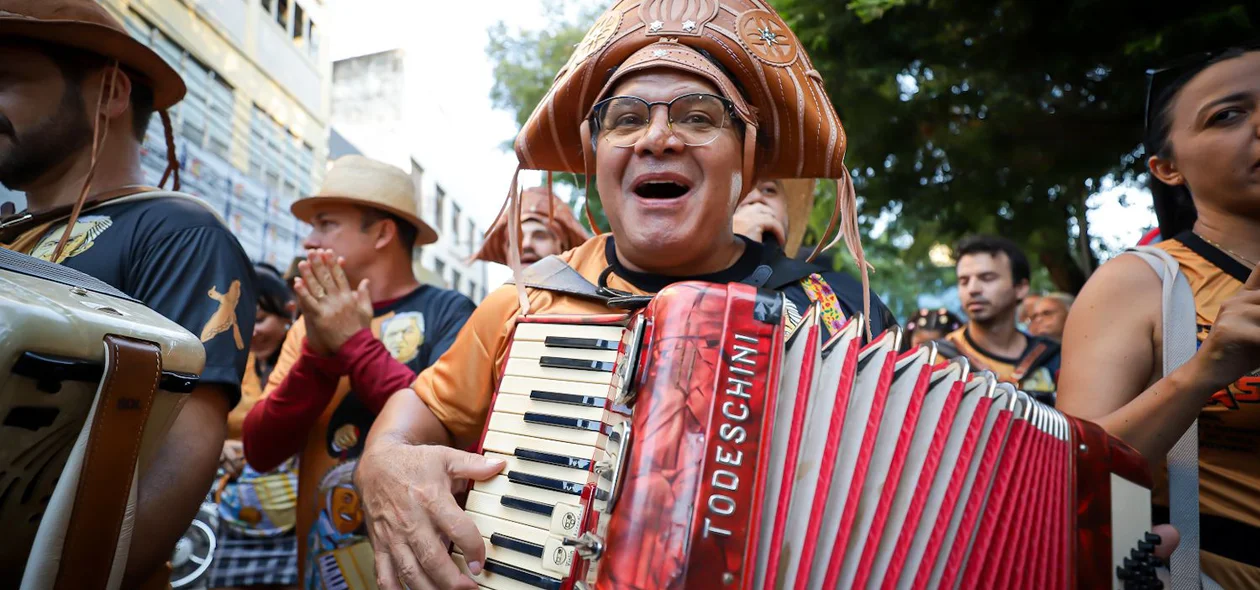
[0,84,93,191]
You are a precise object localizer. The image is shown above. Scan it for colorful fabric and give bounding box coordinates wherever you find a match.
[798,273,846,335]
[207,523,300,587]
[218,459,299,537]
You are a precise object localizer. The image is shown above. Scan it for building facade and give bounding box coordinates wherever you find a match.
[330,49,488,302]
[0,0,333,268]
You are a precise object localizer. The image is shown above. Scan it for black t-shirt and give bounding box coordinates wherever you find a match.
[603,236,896,338]
[22,195,256,406]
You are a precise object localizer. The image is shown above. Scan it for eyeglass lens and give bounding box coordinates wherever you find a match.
[597,94,730,147]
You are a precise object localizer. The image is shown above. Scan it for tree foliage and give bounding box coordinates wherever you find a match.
[776,0,1256,295]
[486,0,1256,314]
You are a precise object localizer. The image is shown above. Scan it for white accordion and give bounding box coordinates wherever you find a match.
[0,248,204,589]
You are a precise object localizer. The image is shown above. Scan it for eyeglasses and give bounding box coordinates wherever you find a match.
[590,93,736,148]
[1144,40,1260,134]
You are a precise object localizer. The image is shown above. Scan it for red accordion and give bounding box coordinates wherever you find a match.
[454,282,1158,590]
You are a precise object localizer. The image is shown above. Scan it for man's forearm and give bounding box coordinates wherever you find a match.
[243,344,341,471]
[365,391,454,450]
[123,385,229,587]
[340,329,417,414]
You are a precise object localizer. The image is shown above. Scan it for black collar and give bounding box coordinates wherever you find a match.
[1174,231,1251,284]
[603,236,765,293]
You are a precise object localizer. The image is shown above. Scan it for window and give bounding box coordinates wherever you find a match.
[467,218,477,251]
[308,20,320,57]
[275,0,290,30]
[293,3,305,41]
[434,259,446,280]
[452,204,462,242]
[260,0,272,14]
[434,186,446,233]
[452,270,463,294]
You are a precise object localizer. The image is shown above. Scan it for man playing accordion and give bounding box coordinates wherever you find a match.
[355,2,893,588]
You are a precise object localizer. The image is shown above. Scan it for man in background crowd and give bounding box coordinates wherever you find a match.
[733,178,816,258]
[472,186,590,266]
[1018,293,1042,326]
[242,156,475,589]
[938,235,1060,404]
[1027,292,1073,341]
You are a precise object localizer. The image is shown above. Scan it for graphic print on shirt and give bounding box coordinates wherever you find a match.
[202,279,246,349]
[29,215,112,263]
[380,311,425,363]
[1197,326,1260,410]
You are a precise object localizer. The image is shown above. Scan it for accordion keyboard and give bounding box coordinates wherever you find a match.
[458,320,635,590]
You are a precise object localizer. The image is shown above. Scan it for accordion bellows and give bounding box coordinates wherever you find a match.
[457,282,1158,590]
[515,0,848,181]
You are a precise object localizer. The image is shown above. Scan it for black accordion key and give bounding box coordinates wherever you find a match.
[491,533,545,558]
[524,412,608,434]
[530,390,604,408]
[515,447,593,471]
[501,495,555,517]
[539,356,614,373]
[508,470,583,496]
[544,336,619,351]
[484,558,563,590]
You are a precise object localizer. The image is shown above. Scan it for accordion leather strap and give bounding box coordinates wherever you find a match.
[1009,342,1047,381]
[54,335,163,590]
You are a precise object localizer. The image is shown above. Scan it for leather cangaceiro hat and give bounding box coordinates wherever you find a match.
[0,0,187,110]
[472,187,591,266]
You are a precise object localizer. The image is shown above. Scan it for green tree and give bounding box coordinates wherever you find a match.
[487,2,609,232]
[776,0,1256,295]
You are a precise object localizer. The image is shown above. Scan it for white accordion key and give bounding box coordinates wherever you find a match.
[467,489,585,540]
[511,322,626,344]
[509,340,619,362]
[486,452,595,488]
[497,375,611,400]
[481,431,601,468]
[492,393,609,422]
[464,511,574,586]
[502,357,617,385]
[453,551,562,590]
[475,475,578,508]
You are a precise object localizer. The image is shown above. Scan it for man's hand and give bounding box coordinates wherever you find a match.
[358,434,505,590]
[1187,263,1260,393]
[732,201,787,246]
[294,249,373,356]
[220,439,245,479]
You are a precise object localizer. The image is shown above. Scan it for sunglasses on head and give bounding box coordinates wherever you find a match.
[1144,39,1260,134]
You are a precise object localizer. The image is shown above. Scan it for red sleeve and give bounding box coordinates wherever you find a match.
[338,328,417,414]
[242,340,343,472]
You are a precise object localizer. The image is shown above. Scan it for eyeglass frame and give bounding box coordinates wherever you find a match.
[1144,39,1260,135]
[588,92,742,148]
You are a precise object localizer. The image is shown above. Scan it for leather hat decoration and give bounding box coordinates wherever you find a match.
[473,187,591,266]
[292,156,439,247]
[0,0,186,110]
[780,178,816,258]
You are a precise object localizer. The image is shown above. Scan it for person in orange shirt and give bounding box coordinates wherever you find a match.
[1058,44,1260,586]
[352,4,896,589]
[471,186,590,266]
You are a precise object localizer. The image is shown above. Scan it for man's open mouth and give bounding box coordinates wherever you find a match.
[633,179,692,199]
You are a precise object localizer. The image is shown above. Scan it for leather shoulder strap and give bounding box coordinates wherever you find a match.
[507,256,610,304]
[1010,341,1049,381]
[54,335,163,590]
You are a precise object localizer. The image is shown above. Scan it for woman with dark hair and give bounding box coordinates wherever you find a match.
[1058,45,1260,586]
[210,263,301,590]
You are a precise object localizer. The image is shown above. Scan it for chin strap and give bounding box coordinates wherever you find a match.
[579,120,601,233]
[157,109,180,191]
[808,166,872,339]
[504,165,531,315]
[742,124,758,201]
[51,63,119,264]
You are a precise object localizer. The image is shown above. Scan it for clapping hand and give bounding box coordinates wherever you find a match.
[293,249,373,356]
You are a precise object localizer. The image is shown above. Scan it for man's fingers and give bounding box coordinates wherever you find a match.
[445,449,506,481]
[332,255,352,292]
[428,493,486,570]
[373,549,405,590]
[410,535,476,590]
[312,250,340,295]
[388,542,443,590]
[1152,524,1179,561]
[297,259,324,299]
[293,278,320,312]
[767,218,787,247]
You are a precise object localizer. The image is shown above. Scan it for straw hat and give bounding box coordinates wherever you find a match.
[291,156,439,247]
[0,0,186,110]
[472,187,590,265]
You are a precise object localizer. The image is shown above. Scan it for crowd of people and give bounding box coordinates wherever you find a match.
[0,0,1256,588]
